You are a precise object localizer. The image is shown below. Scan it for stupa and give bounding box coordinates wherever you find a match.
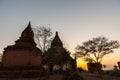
[2,22,42,67]
[43,32,74,72]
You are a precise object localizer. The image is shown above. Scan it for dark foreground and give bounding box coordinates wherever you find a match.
[0,71,120,80]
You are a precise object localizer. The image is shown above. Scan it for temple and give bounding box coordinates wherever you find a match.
[43,32,75,72]
[1,22,76,73]
[2,22,42,67]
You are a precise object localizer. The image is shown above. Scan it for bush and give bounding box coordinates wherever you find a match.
[110,71,120,77]
[77,67,84,72]
[62,70,84,80]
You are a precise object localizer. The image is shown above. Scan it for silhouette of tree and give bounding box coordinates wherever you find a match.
[75,36,120,63]
[113,65,118,71]
[102,64,106,70]
[33,26,53,54]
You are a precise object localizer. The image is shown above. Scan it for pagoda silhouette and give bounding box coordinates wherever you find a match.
[1,22,76,73]
[2,22,42,72]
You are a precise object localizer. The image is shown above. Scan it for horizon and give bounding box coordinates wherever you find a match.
[0,0,120,70]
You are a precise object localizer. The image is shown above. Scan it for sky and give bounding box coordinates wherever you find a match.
[0,0,120,69]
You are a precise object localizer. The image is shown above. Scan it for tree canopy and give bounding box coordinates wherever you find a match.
[75,36,120,63]
[33,26,53,54]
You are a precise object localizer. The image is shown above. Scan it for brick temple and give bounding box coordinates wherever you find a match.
[43,32,75,72]
[2,22,42,68]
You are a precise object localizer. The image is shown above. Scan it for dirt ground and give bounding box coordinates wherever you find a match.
[82,73,120,80]
[0,73,120,80]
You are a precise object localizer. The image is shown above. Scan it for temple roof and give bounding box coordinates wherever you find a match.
[21,21,34,39]
[51,32,63,48]
[3,22,42,56]
[15,22,36,46]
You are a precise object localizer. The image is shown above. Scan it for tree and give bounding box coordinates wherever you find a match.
[75,36,120,63]
[113,65,118,71]
[33,26,53,54]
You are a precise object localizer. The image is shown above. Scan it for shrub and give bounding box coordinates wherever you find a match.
[62,70,84,80]
[110,71,120,77]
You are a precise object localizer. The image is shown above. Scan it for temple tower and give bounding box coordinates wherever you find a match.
[2,22,42,67]
[51,32,63,48]
[43,32,73,71]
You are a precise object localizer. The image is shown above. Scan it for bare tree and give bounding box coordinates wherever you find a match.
[33,26,53,54]
[75,36,120,63]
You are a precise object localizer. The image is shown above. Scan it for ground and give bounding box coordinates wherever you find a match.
[0,72,120,80]
[82,73,120,80]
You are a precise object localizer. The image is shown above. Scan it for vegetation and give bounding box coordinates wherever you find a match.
[75,36,120,63]
[62,70,84,80]
[33,26,53,54]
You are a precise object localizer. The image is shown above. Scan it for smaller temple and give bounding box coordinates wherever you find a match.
[2,22,42,68]
[43,32,75,72]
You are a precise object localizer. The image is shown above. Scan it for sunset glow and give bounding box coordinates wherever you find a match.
[76,50,120,70]
[77,58,87,69]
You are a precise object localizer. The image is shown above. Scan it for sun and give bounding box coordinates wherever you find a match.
[77,58,87,69]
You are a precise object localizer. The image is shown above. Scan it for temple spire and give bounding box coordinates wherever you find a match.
[28,21,31,28]
[21,21,34,38]
[15,22,36,46]
[51,31,63,48]
[56,31,58,36]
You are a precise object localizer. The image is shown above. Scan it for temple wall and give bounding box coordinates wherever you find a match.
[30,52,42,66]
[2,50,41,67]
